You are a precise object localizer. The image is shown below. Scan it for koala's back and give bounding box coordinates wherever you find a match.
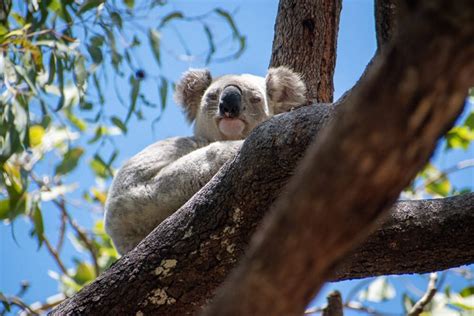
[117,137,208,190]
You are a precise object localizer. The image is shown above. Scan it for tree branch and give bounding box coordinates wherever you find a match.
[270,0,342,102]
[408,273,438,316]
[375,0,399,51]
[333,195,474,280]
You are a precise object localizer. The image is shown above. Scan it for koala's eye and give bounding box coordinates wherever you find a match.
[250,96,262,103]
[207,92,218,101]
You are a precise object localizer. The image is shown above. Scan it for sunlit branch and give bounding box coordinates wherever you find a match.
[41,233,70,277]
[0,295,38,316]
[56,212,67,254]
[408,273,438,316]
[30,173,100,276]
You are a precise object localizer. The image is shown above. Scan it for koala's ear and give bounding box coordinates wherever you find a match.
[174,69,212,122]
[265,66,307,114]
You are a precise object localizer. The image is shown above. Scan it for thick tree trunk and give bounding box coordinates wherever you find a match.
[333,193,474,280]
[269,0,342,102]
[203,1,474,315]
[375,0,398,51]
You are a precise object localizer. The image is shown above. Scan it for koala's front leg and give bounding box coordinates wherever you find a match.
[105,139,242,254]
[151,140,243,216]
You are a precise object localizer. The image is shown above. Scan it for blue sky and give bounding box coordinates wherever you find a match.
[1,0,473,314]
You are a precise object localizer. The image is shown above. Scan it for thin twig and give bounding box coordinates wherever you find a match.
[415,159,474,193]
[42,234,70,277]
[57,199,101,276]
[408,273,438,316]
[56,212,67,253]
[28,293,66,314]
[30,173,101,276]
[0,295,39,316]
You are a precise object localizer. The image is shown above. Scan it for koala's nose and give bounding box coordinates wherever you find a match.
[219,85,242,118]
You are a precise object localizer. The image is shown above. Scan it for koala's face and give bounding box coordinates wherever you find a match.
[174,67,307,141]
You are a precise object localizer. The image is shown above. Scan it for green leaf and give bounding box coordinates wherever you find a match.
[0,292,10,312]
[92,73,104,104]
[3,56,18,84]
[111,116,127,134]
[0,24,9,36]
[74,55,87,92]
[13,100,28,145]
[104,28,122,71]
[77,0,105,15]
[446,126,474,150]
[214,8,246,58]
[123,0,135,9]
[56,58,65,111]
[55,147,84,175]
[87,45,103,64]
[215,9,239,38]
[88,126,106,144]
[66,110,87,131]
[125,76,140,124]
[90,154,112,178]
[465,112,474,130]
[159,11,184,28]
[451,295,474,311]
[0,199,10,220]
[48,0,72,23]
[159,76,168,111]
[80,100,93,111]
[148,29,161,67]
[203,24,215,65]
[12,13,26,27]
[426,176,451,197]
[47,53,56,85]
[32,205,44,248]
[461,286,474,297]
[90,35,105,47]
[28,125,45,147]
[110,12,123,29]
[73,262,95,285]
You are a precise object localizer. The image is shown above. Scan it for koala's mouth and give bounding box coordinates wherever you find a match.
[217,117,246,139]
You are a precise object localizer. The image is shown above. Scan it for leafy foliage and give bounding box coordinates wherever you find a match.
[0,0,245,313]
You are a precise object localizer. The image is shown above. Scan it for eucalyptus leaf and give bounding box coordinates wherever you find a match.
[55,147,85,175]
[148,29,161,67]
[159,11,184,28]
[111,116,127,134]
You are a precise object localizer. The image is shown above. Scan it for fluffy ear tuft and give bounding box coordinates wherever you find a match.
[265,66,307,114]
[174,69,212,122]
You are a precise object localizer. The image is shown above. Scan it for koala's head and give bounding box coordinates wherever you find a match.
[174,66,307,141]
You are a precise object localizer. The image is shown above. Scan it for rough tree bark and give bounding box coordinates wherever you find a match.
[206,0,474,315]
[269,0,342,102]
[51,1,474,315]
[375,0,398,51]
[203,1,474,315]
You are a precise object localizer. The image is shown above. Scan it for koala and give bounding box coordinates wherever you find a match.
[104,66,306,254]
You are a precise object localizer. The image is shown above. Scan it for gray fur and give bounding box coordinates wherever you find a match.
[104,67,306,254]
